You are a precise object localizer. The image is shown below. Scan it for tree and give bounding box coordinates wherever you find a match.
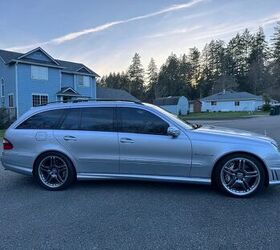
[157,54,182,97]
[271,21,280,87]
[145,58,158,102]
[127,53,145,100]
[247,27,268,94]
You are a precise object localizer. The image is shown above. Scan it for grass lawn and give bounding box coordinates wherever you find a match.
[180,111,269,121]
[0,130,5,138]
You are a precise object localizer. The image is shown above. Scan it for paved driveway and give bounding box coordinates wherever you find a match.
[1,116,280,249]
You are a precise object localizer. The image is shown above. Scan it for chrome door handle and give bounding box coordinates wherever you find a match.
[120,138,135,144]
[63,135,77,141]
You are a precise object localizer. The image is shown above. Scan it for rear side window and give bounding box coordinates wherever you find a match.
[60,108,81,130]
[58,107,114,132]
[118,107,169,135]
[17,109,64,129]
[80,108,114,132]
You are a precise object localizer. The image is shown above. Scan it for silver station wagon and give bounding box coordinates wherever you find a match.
[2,100,280,197]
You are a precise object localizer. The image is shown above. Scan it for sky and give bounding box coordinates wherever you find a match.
[1,0,280,76]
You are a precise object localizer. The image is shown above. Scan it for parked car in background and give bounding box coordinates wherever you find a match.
[2,100,280,197]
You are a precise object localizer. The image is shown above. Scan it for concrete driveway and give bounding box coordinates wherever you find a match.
[0,116,280,249]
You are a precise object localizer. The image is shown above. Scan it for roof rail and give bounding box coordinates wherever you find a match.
[38,98,142,107]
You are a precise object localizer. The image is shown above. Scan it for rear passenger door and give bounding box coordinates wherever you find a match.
[54,107,119,174]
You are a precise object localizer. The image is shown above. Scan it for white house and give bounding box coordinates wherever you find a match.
[154,96,189,115]
[201,90,263,112]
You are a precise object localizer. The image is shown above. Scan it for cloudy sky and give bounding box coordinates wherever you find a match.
[1,0,280,76]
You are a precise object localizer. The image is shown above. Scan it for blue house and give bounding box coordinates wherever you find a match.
[0,47,99,118]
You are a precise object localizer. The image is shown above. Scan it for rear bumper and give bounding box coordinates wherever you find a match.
[1,154,33,176]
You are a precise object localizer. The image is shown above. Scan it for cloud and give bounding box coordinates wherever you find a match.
[6,0,206,51]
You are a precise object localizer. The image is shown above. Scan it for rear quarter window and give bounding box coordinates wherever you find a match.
[17,109,64,129]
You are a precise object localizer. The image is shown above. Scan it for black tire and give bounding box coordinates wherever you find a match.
[213,153,265,198]
[34,152,76,191]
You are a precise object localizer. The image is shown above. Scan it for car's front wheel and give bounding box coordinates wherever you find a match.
[213,154,265,197]
[34,152,76,190]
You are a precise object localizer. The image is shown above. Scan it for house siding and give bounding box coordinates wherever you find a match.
[25,51,53,63]
[17,63,60,115]
[74,75,96,98]
[61,73,74,88]
[201,100,264,112]
[0,60,16,110]
[160,96,189,115]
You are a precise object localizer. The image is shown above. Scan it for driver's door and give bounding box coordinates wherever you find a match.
[117,107,192,177]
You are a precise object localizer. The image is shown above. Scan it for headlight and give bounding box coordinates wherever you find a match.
[271,142,280,152]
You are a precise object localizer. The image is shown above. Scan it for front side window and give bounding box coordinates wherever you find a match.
[8,94,14,107]
[17,109,64,129]
[118,107,169,135]
[77,75,90,87]
[31,66,48,80]
[59,108,81,130]
[32,94,48,107]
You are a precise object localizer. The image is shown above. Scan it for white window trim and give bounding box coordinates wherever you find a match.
[32,93,49,107]
[8,93,14,108]
[31,65,49,81]
[1,78,4,98]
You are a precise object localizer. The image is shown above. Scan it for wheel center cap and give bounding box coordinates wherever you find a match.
[237,172,244,179]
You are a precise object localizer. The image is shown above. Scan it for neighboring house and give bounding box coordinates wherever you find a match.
[96,87,139,102]
[201,90,263,112]
[154,96,189,115]
[189,100,202,113]
[0,47,99,118]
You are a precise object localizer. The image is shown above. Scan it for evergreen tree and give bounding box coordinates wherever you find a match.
[146,58,158,102]
[127,53,145,100]
[271,21,280,87]
[248,27,268,94]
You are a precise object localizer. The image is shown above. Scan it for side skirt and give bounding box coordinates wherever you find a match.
[77,173,211,185]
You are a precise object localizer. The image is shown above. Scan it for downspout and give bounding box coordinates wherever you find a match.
[15,62,19,118]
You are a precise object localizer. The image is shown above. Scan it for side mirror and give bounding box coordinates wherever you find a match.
[167,127,180,138]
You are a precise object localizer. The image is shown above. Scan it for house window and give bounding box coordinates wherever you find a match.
[31,66,48,80]
[32,94,48,107]
[77,75,90,87]
[8,94,14,108]
[211,101,217,106]
[1,79,4,97]
[235,101,240,106]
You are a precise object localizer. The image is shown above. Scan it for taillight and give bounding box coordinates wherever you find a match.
[3,138,13,150]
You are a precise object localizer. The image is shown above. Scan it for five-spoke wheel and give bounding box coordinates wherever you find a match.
[34,152,76,190]
[214,154,265,197]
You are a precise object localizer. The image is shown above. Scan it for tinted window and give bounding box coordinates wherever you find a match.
[119,108,168,135]
[17,109,64,129]
[80,108,114,132]
[60,108,81,130]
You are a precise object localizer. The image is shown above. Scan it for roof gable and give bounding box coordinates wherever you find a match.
[17,47,59,65]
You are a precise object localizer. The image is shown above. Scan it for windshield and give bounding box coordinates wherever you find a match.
[145,103,195,130]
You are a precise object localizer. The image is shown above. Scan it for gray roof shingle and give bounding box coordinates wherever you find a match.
[0,48,99,77]
[96,87,139,101]
[201,90,262,101]
[154,96,181,106]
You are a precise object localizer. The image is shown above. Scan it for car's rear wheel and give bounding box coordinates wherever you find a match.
[213,154,265,197]
[34,152,76,190]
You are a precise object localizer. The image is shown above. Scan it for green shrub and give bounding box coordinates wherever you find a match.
[262,104,271,112]
[0,108,13,129]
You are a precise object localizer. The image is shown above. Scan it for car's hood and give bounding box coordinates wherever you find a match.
[194,125,276,144]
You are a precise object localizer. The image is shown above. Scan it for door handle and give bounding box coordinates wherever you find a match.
[120,138,135,144]
[63,135,77,141]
